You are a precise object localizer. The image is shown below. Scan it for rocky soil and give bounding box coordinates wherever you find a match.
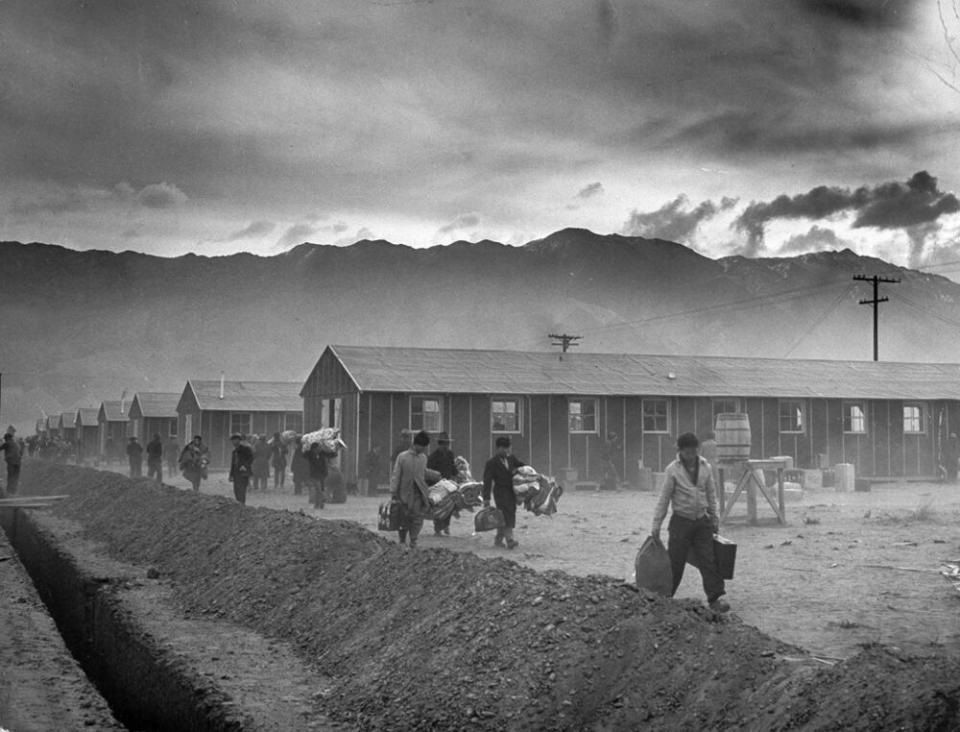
[13,462,960,730]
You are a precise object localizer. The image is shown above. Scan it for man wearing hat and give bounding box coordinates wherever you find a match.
[428,432,458,536]
[390,429,431,547]
[482,436,525,549]
[650,432,729,613]
[229,433,254,505]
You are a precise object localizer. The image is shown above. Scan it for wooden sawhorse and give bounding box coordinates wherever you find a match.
[719,459,787,525]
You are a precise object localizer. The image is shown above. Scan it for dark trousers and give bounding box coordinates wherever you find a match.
[668,514,725,602]
[233,475,249,505]
[308,478,325,507]
[147,459,163,481]
[493,486,517,528]
[5,462,19,495]
[129,457,142,477]
[398,503,424,546]
[433,516,451,534]
[274,463,286,489]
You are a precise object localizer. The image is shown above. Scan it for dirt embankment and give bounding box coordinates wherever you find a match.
[16,463,960,730]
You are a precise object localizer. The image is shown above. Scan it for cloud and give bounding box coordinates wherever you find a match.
[778,225,850,254]
[8,181,187,217]
[334,227,376,247]
[793,0,915,29]
[275,223,318,251]
[621,194,736,242]
[135,181,188,208]
[577,182,604,199]
[437,213,481,236]
[224,220,276,241]
[735,171,960,256]
[852,171,960,229]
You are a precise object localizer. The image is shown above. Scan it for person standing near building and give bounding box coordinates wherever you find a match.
[291,436,309,495]
[165,435,179,477]
[305,441,330,509]
[482,436,525,550]
[252,434,271,491]
[391,429,431,548]
[428,432,457,536]
[271,432,288,490]
[179,435,209,492]
[365,445,383,495]
[1,433,22,496]
[229,433,254,505]
[126,436,143,478]
[650,432,729,613]
[146,433,164,482]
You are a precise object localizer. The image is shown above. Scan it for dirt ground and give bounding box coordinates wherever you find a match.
[0,529,124,731]
[9,462,960,730]
[151,465,960,661]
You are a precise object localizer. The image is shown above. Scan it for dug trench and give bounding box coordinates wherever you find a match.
[4,462,960,731]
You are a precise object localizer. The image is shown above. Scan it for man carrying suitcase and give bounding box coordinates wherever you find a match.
[650,432,730,613]
[482,436,525,550]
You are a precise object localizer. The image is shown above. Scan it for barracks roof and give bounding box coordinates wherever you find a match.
[319,345,960,401]
[182,380,302,412]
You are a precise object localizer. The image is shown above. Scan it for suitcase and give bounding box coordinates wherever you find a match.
[713,535,737,580]
[474,506,505,532]
[378,499,401,531]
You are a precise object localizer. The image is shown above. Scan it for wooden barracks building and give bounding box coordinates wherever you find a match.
[176,379,303,469]
[301,345,960,486]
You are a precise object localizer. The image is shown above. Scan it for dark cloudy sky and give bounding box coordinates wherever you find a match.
[2,0,959,266]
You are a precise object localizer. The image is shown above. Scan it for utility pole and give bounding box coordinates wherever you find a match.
[548,333,582,357]
[853,274,900,361]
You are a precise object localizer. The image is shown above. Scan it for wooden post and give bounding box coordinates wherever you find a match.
[777,466,785,521]
[718,467,726,515]
[746,469,758,525]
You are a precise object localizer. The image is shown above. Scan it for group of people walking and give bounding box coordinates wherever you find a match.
[387,430,525,550]
[387,426,730,613]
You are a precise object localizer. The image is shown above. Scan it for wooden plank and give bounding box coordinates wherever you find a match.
[0,495,68,505]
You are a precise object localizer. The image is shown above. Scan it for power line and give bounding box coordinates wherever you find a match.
[853,274,900,361]
[512,275,855,351]
[548,333,582,353]
[782,283,857,358]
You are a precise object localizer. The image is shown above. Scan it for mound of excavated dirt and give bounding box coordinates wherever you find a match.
[18,463,960,730]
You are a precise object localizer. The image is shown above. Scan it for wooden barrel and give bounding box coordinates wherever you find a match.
[715,413,751,463]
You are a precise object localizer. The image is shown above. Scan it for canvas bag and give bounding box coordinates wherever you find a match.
[635,535,673,596]
[378,499,402,532]
[474,506,506,532]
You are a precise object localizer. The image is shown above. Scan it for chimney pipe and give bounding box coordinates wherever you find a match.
[220,371,225,400]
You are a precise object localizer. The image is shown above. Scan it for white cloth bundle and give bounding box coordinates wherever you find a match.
[513,464,540,495]
[429,478,459,505]
[455,455,473,483]
[301,427,347,453]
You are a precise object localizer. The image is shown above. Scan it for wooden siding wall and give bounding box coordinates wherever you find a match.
[77,426,99,461]
[353,394,955,483]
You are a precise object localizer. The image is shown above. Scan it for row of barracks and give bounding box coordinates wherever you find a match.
[302,345,960,486]
[41,344,960,481]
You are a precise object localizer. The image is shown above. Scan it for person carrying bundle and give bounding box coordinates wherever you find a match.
[391,429,432,548]
[428,432,457,536]
[482,436,525,549]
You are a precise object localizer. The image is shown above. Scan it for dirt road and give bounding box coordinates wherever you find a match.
[148,467,960,661]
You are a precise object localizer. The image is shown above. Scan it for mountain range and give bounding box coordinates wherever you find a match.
[2,228,957,432]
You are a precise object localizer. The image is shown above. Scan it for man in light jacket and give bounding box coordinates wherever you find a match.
[651,432,729,613]
[391,429,431,547]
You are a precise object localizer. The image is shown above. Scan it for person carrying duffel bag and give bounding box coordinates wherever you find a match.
[649,432,730,613]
